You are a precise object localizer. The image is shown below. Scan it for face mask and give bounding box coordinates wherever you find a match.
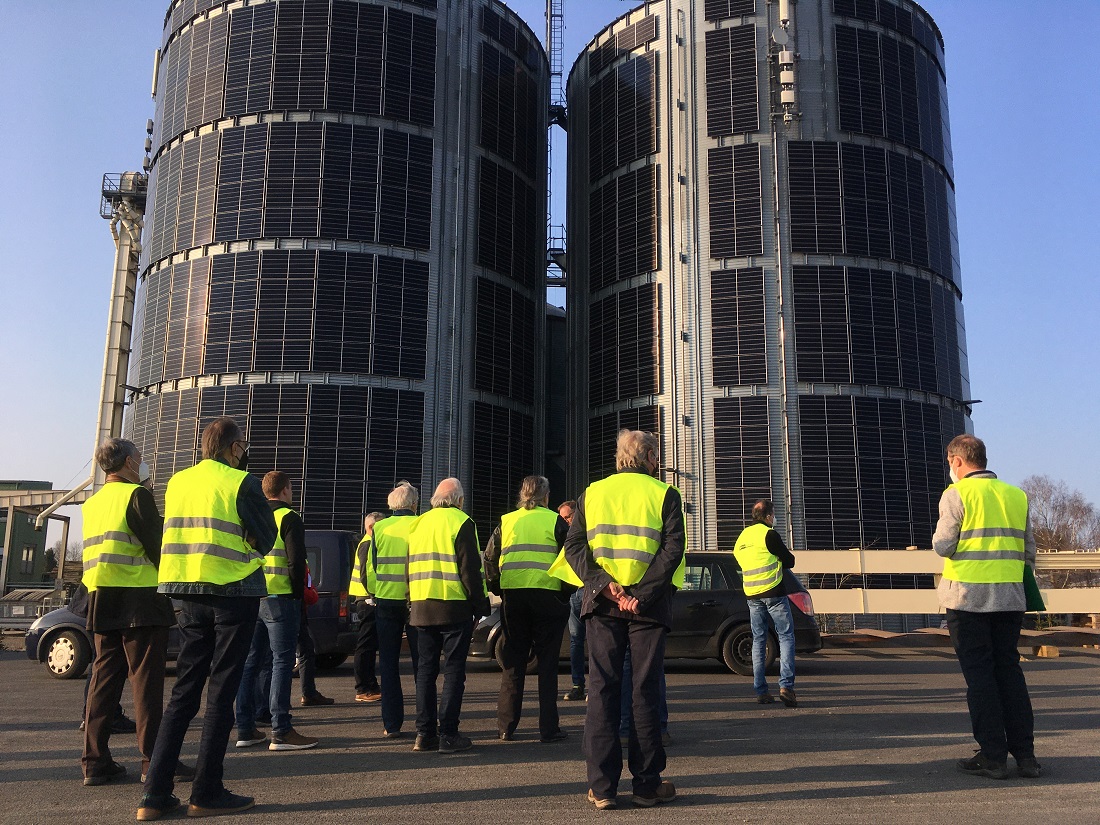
[948,467,959,484]
[138,461,151,484]
[236,448,250,472]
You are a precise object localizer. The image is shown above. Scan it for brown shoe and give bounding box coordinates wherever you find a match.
[300,693,335,707]
[632,780,677,807]
[355,691,382,703]
[268,728,319,751]
[779,688,797,708]
[757,693,775,704]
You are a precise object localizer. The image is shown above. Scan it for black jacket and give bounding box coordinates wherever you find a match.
[268,500,307,601]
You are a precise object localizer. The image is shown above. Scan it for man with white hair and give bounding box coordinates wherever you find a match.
[365,481,422,737]
[564,430,685,810]
[406,478,490,754]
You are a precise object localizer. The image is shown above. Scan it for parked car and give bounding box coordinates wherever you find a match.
[470,551,822,675]
[25,529,358,679]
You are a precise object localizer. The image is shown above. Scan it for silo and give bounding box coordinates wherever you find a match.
[127,0,549,536]
[566,0,969,552]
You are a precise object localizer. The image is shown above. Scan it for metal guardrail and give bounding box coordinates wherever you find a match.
[802,549,1100,614]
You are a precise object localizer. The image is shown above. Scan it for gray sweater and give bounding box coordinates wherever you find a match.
[933,470,1037,613]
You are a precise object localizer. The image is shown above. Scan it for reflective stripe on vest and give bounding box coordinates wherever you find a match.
[350,535,370,597]
[369,514,417,600]
[264,506,294,595]
[942,477,1028,585]
[160,459,264,586]
[406,507,484,602]
[583,473,685,588]
[733,522,783,597]
[499,507,561,591]
[81,482,156,592]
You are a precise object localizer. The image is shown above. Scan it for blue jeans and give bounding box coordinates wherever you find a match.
[376,599,419,734]
[748,596,795,694]
[236,597,301,736]
[568,589,586,688]
[143,595,259,806]
[414,620,473,737]
[619,644,669,736]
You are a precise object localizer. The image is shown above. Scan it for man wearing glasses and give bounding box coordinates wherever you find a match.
[138,417,277,820]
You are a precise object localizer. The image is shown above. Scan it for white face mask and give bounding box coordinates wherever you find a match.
[138,461,151,483]
[948,467,959,484]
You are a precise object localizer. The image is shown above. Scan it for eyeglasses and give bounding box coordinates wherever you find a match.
[236,440,250,451]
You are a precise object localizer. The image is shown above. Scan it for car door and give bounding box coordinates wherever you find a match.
[670,559,736,657]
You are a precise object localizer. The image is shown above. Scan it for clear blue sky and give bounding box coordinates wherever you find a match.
[1,1,1097,548]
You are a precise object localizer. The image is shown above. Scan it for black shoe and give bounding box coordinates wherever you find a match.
[136,794,180,821]
[187,790,255,817]
[1016,757,1042,779]
[112,713,137,734]
[540,730,568,743]
[957,752,1009,780]
[756,693,775,704]
[84,761,127,786]
[438,733,473,753]
[563,685,585,701]
[413,734,439,752]
[499,731,514,741]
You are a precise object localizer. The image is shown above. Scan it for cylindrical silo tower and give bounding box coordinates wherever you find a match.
[567,0,969,552]
[127,0,549,536]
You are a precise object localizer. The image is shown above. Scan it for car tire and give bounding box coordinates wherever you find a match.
[46,630,91,680]
[721,624,775,676]
[493,634,537,675]
[315,653,347,670]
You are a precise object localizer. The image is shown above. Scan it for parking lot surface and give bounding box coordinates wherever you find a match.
[1,644,1097,824]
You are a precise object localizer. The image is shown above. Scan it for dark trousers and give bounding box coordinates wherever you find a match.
[376,599,418,734]
[568,589,586,688]
[584,615,667,799]
[353,601,379,694]
[497,589,569,737]
[144,595,259,805]
[297,613,318,698]
[414,620,473,737]
[618,645,669,737]
[83,626,169,777]
[946,608,1035,762]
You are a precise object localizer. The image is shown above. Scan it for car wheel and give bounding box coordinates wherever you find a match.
[315,653,347,670]
[721,624,775,676]
[493,634,537,675]
[46,630,90,680]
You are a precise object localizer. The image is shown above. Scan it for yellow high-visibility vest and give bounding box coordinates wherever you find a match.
[499,507,561,591]
[733,522,783,597]
[583,473,685,588]
[264,505,294,596]
[82,482,156,592]
[160,459,264,586]
[369,514,417,600]
[350,535,370,597]
[407,507,485,602]
[943,477,1028,584]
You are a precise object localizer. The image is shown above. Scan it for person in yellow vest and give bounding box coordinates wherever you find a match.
[137,417,277,821]
[563,430,684,810]
[350,512,385,703]
[484,475,570,743]
[732,499,798,707]
[365,481,421,737]
[233,471,318,752]
[934,434,1040,781]
[407,477,490,754]
[81,438,186,788]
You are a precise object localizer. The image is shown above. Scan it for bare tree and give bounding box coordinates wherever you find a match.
[1020,475,1100,588]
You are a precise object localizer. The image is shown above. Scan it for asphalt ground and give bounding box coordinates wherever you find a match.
[1,643,1097,825]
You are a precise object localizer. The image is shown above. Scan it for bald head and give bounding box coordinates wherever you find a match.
[430,477,465,509]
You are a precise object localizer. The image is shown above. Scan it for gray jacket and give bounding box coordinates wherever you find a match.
[933,470,1036,613]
